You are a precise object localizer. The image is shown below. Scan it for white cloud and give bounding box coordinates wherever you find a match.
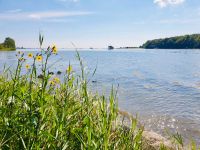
[154,0,185,8]
[28,11,91,19]
[0,11,93,21]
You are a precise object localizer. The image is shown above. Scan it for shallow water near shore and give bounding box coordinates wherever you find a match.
[0,48,200,143]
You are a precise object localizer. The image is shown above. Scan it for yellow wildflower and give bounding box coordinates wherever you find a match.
[53,77,60,83]
[25,64,30,70]
[36,56,42,62]
[28,53,33,58]
[67,65,73,74]
[49,80,55,86]
[52,45,57,54]
[19,57,25,62]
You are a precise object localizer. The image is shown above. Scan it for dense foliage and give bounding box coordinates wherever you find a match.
[141,34,200,49]
[0,37,16,50]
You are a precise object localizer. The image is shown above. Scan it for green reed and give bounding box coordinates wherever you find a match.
[0,35,199,150]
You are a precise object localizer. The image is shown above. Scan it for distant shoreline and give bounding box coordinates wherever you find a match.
[0,48,16,51]
[13,48,200,50]
[141,34,200,49]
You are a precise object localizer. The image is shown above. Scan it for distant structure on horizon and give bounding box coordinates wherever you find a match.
[119,46,138,49]
[108,45,114,50]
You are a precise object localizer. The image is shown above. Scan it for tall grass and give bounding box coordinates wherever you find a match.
[0,35,199,150]
[0,36,144,150]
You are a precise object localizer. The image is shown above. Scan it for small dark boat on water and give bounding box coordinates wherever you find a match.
[108,45,114,50]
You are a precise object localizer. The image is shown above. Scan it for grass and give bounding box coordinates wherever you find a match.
[0,35,199,150]
[0,48,16,51]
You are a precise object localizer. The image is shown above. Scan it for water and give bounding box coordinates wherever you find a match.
[0,48,200,143]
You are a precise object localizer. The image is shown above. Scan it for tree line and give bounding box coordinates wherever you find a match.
[0,37,16,50]
[141,34,200,49]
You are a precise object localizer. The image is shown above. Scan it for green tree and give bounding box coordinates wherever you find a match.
[141,34,200,49]
[3,37,16,49]
[0,44,3,49]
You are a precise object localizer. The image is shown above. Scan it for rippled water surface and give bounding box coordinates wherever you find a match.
[0,48,200,142]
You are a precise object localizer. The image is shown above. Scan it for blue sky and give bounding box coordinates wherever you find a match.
[0,0,200,48]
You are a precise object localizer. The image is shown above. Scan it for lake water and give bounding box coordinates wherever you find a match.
[0,48,200,143]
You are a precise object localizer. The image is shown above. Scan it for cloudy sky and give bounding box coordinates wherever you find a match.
[0,0,200,48]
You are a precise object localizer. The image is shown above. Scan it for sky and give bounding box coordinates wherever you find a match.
[0,0,200,48]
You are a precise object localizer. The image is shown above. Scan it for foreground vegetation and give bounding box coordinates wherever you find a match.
[0,37,16,51]
[141,34,200,49]
[0,35,199,149]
